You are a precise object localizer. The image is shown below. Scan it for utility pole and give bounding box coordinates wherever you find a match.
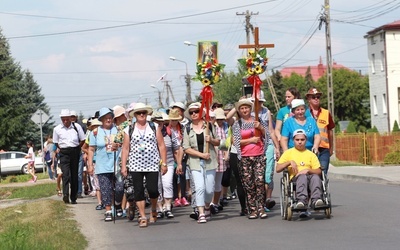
[236,10,258,45]
[163,79,176,106]
[320,0,336,159]
[185,73,192,103]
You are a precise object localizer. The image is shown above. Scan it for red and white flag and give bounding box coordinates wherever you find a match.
[157,73,167,83]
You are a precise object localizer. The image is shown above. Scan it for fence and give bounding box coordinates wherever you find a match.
[335,132,400,164]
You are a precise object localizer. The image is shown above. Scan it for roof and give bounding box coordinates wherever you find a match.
[365,20,400,37]
[280,58,349,81]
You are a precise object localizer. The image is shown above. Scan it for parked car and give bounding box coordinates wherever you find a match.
[0,151,44,175]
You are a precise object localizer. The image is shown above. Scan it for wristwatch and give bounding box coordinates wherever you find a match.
[162,163,167,167]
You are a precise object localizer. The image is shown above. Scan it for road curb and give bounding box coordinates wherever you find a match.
[329,172,400,186]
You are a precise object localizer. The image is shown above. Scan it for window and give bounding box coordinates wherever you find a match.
[371,53,376,74]
[383,93,387,114]
[370,36,376,45]
[380,51,385,71]
[373,95,378,115]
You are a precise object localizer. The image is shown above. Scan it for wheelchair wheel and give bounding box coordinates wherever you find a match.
[287,206,292,221]
[325,207,331,219]
[280,177,287,220]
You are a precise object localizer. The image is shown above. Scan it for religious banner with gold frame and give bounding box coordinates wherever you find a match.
[197,41,218,63]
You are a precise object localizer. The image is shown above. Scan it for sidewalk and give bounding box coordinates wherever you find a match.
[329,164,400,186]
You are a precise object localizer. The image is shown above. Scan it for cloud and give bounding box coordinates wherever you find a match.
[40,53,65,71]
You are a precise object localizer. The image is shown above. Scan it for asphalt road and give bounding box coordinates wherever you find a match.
[71,178,400,250]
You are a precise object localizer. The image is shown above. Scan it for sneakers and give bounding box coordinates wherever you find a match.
[299,211,311,218]
[220,198,229,206]
[295,201,305,209]
[210,204,219,214]
[314,199,325,208]
[116,205,123,217]
[77,193,83,199]
[104,211,113,222]
[157,211,164,219]
[197,214,207,223]
[174,198,182,207]
[96,204,104,210]
[165,210,174,219]
[190,209,199,220]
[265,199,276,209]
[181,197,190,206]
[231,191,237,199]
[128,205,136,221]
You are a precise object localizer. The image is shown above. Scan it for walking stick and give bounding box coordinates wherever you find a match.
[113,151,116,224]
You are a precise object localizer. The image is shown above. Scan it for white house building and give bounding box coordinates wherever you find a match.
[365,20,400,133]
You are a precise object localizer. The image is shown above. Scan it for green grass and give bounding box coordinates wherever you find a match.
[0,183,57,200]
[331,160,368,167]
[0,200,87,250]
[0,173,50,184]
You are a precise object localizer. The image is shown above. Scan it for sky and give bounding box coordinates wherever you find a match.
[1,0,400,122]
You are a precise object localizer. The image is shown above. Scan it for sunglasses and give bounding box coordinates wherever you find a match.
[189,110,200,115]
[311,95,321,99]
[135,111,148,115]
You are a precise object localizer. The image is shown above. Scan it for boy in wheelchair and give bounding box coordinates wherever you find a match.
[276,129,325,210]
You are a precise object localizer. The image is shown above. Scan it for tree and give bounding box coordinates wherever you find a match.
[0,28,52,151]
[213,71,243,106]
[393,120,400,132]
[346,121,357,133]
[317,69,370,129]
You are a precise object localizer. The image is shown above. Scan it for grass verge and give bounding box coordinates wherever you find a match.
[0,173,50,184]
[331,160,368,167]
[0,199,87,250]
[0,183,57,200]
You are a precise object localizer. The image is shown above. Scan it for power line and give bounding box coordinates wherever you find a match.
[7,0,277,39]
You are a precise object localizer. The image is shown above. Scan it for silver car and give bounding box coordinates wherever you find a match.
[0,151,44,175]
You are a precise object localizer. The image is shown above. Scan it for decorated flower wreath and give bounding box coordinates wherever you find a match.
[193,58,225,86]
[238,48,268,76]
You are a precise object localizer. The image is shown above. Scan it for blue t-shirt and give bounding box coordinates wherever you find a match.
[276,105,311,123]
[89,126,118,174]
[281,116,319,150]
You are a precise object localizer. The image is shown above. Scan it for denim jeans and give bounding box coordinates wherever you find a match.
[46,161,54,179]
[191,160,216,207]
[318,148,330,175]
[265,143,275,188]
[77,153,83,194]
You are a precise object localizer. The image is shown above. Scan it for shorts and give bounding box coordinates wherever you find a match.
[57,166,63,175]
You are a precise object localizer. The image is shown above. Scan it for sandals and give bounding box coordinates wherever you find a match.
[139,217,148,228]
[248,211,258,219]
[149,211,157,223]
[197,214,207,223]
[57,190,62,196]
[259,211,268,219]
[204,207,211,221]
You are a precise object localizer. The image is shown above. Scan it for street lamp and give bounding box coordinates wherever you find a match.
[169,56,192,102]
[184,41,197,47]
[151,84,163,108]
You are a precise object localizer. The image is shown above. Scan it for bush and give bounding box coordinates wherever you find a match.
[367,126,379,133]
[384,139,400,164]
[346,121,357,133]
[393,120,400,132]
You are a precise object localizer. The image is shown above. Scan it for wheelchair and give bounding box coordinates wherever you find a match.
[280,169,331,220]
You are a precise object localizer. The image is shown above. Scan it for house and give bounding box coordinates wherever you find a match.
[280,57,348,81]
[364,20,400,133]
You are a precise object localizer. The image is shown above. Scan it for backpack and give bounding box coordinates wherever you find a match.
[129,121,157,139]
[44,150,51,162]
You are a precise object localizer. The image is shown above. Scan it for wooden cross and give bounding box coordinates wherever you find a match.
[238,27,275,52]
[238,27,274,136]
